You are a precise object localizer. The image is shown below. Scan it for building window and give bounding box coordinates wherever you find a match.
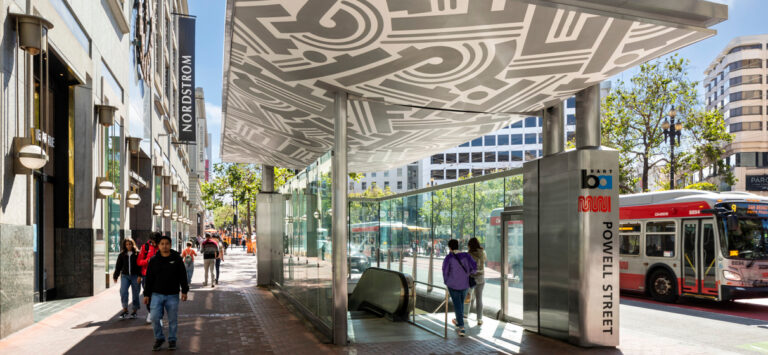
[511,151,523,161]
[498,151,509,162]
[371,172,376,177]
[511,134,522,145]
[445,169,457,180]
[384,171,389,177]
[525,150,537,160]
[525,133,536,144]
[362,182,367,190]
[497,134,509,145]
[397,181,403,190]
[484,169,495,175]
[397,168,403,177]
[484,152,496,162]
[459,142,470,147]
[458,169,469,178]
[727,59,762,72]
[484,135,496,146]
[431,154,444,164]
[349,182,354,190]
[510,120,523,129]
[472,169,483,177]
[445,153,457,164]
[471,152,482,163]
[567,114,576,125]
[566,97,576,108]
[730,106,762,117]
[730,90,762,102]
[431,170,444,180]
[729,121,762,132]
[566,131,575,142]
[727,43,762,54]
[384,181,390,189]
[525,116,537,128]
[458,153,469,163]
[471,138,482,147]
[729,74,762,87]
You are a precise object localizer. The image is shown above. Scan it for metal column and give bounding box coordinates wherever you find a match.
[542,103,565,156]
[332,92,349,346]
[262,165,274,192]
[575,84,601,149]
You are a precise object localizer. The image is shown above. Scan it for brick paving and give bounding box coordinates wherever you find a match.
[0,248,607,355]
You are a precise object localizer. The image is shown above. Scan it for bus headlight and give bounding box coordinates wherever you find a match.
[723,270,742,281]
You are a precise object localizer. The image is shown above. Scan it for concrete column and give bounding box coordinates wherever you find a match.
[262,165,274,193]
[542,102,565,156]
[332,92,348,346]
[575,84,601,149]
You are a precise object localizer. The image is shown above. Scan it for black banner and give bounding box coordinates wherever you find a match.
[178,16,196,141]
[746,175,768,191]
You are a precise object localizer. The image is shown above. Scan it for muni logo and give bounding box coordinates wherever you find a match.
[578,196,611,213]
[581,169,613,190]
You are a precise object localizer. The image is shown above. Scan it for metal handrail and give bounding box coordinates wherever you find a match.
[410,280,449,338]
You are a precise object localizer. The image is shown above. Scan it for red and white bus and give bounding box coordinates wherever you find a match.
[619,190,768,302]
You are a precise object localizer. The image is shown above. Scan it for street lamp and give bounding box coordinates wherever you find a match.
[662,106,683,189]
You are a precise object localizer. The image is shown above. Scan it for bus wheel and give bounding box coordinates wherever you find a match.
[649,269,678,303]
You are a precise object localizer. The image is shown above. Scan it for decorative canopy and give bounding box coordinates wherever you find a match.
[221,0,725,172]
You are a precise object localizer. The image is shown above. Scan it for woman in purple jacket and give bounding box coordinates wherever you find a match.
[442,239,477,336]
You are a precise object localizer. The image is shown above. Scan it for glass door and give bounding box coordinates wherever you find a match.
[501,209,523,322]
[682,220,699,293]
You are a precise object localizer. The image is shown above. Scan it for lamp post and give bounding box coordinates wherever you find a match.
[662,106,683,189]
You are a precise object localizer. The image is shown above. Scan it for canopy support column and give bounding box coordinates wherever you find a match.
[332,92,349,346]
[542,102,565,156]
[575,84,601,149]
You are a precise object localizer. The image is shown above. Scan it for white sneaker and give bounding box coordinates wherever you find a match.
[146,313,151,324]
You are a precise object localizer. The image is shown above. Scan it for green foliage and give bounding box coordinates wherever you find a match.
[349,183,394,198]
[684,182,718,191]
[601,54,732,192]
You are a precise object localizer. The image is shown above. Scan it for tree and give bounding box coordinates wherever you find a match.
[601,54,731,192]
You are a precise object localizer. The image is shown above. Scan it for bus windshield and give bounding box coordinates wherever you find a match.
[716,203,768,260]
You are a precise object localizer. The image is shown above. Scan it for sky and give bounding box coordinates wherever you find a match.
[188,0,765,165]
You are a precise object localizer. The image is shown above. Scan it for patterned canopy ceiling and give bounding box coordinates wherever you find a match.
[221,0,720,172]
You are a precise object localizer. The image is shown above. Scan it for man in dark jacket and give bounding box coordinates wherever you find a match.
[144,235,189,351]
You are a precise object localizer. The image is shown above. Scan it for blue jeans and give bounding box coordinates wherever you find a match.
[215,259,221,282]
[120,275,140,311]
[150,293,179,342]
[185,263,194,285]
[448,288,469,328]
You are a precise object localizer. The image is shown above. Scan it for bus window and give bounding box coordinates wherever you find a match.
[619,223,641,255]
[646,221,675,257]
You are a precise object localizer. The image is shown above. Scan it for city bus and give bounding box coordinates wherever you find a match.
[619,190,768,302]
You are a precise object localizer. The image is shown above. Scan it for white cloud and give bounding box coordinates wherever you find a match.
[204,101,222,163]
[205,101,222,127]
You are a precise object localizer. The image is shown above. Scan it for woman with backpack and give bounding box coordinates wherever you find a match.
[442,239,477,337]
[465,237,487,325]
[181,242,197,285]
[113,238,141,319]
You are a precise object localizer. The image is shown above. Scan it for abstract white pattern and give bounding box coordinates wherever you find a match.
[222,0,716,172]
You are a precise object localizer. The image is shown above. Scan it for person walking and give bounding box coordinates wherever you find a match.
[113,238,142,319]
[465,237,487,325]
[215,236,225,285]
[201,233,219,287]
[181,242,197,285]
[138,234,160,323]
[442,239,476,337]
[144,235,189,351]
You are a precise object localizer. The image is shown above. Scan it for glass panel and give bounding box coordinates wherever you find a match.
[682,222,698,292]
[504,175,523,207]
[431,188,452,293]
[392,197,405,272]
[506,218,524,320]
[474,178,504,317]
[701,223,717,292]
[317,156,332,325]
[380,200,393,270]
[349,200,377,279]
[452,184,473,244]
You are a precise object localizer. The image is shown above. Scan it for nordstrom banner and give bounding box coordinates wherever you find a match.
[178,16,196,141]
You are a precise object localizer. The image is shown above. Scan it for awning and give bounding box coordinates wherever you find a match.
[221,0,725,172]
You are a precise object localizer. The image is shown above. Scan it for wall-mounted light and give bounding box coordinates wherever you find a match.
[95,104,118,127]
[163,209,171,218]
[171,212,178,220]
[126,191,141,207]
[313,211,320,219]
[13,137,48,173]
[96,177,116,198]
[126,136,142,154]
[10,13,53,55]
[153,204,163,215]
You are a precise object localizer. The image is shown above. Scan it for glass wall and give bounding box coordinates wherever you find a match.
[346,171,523,320]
